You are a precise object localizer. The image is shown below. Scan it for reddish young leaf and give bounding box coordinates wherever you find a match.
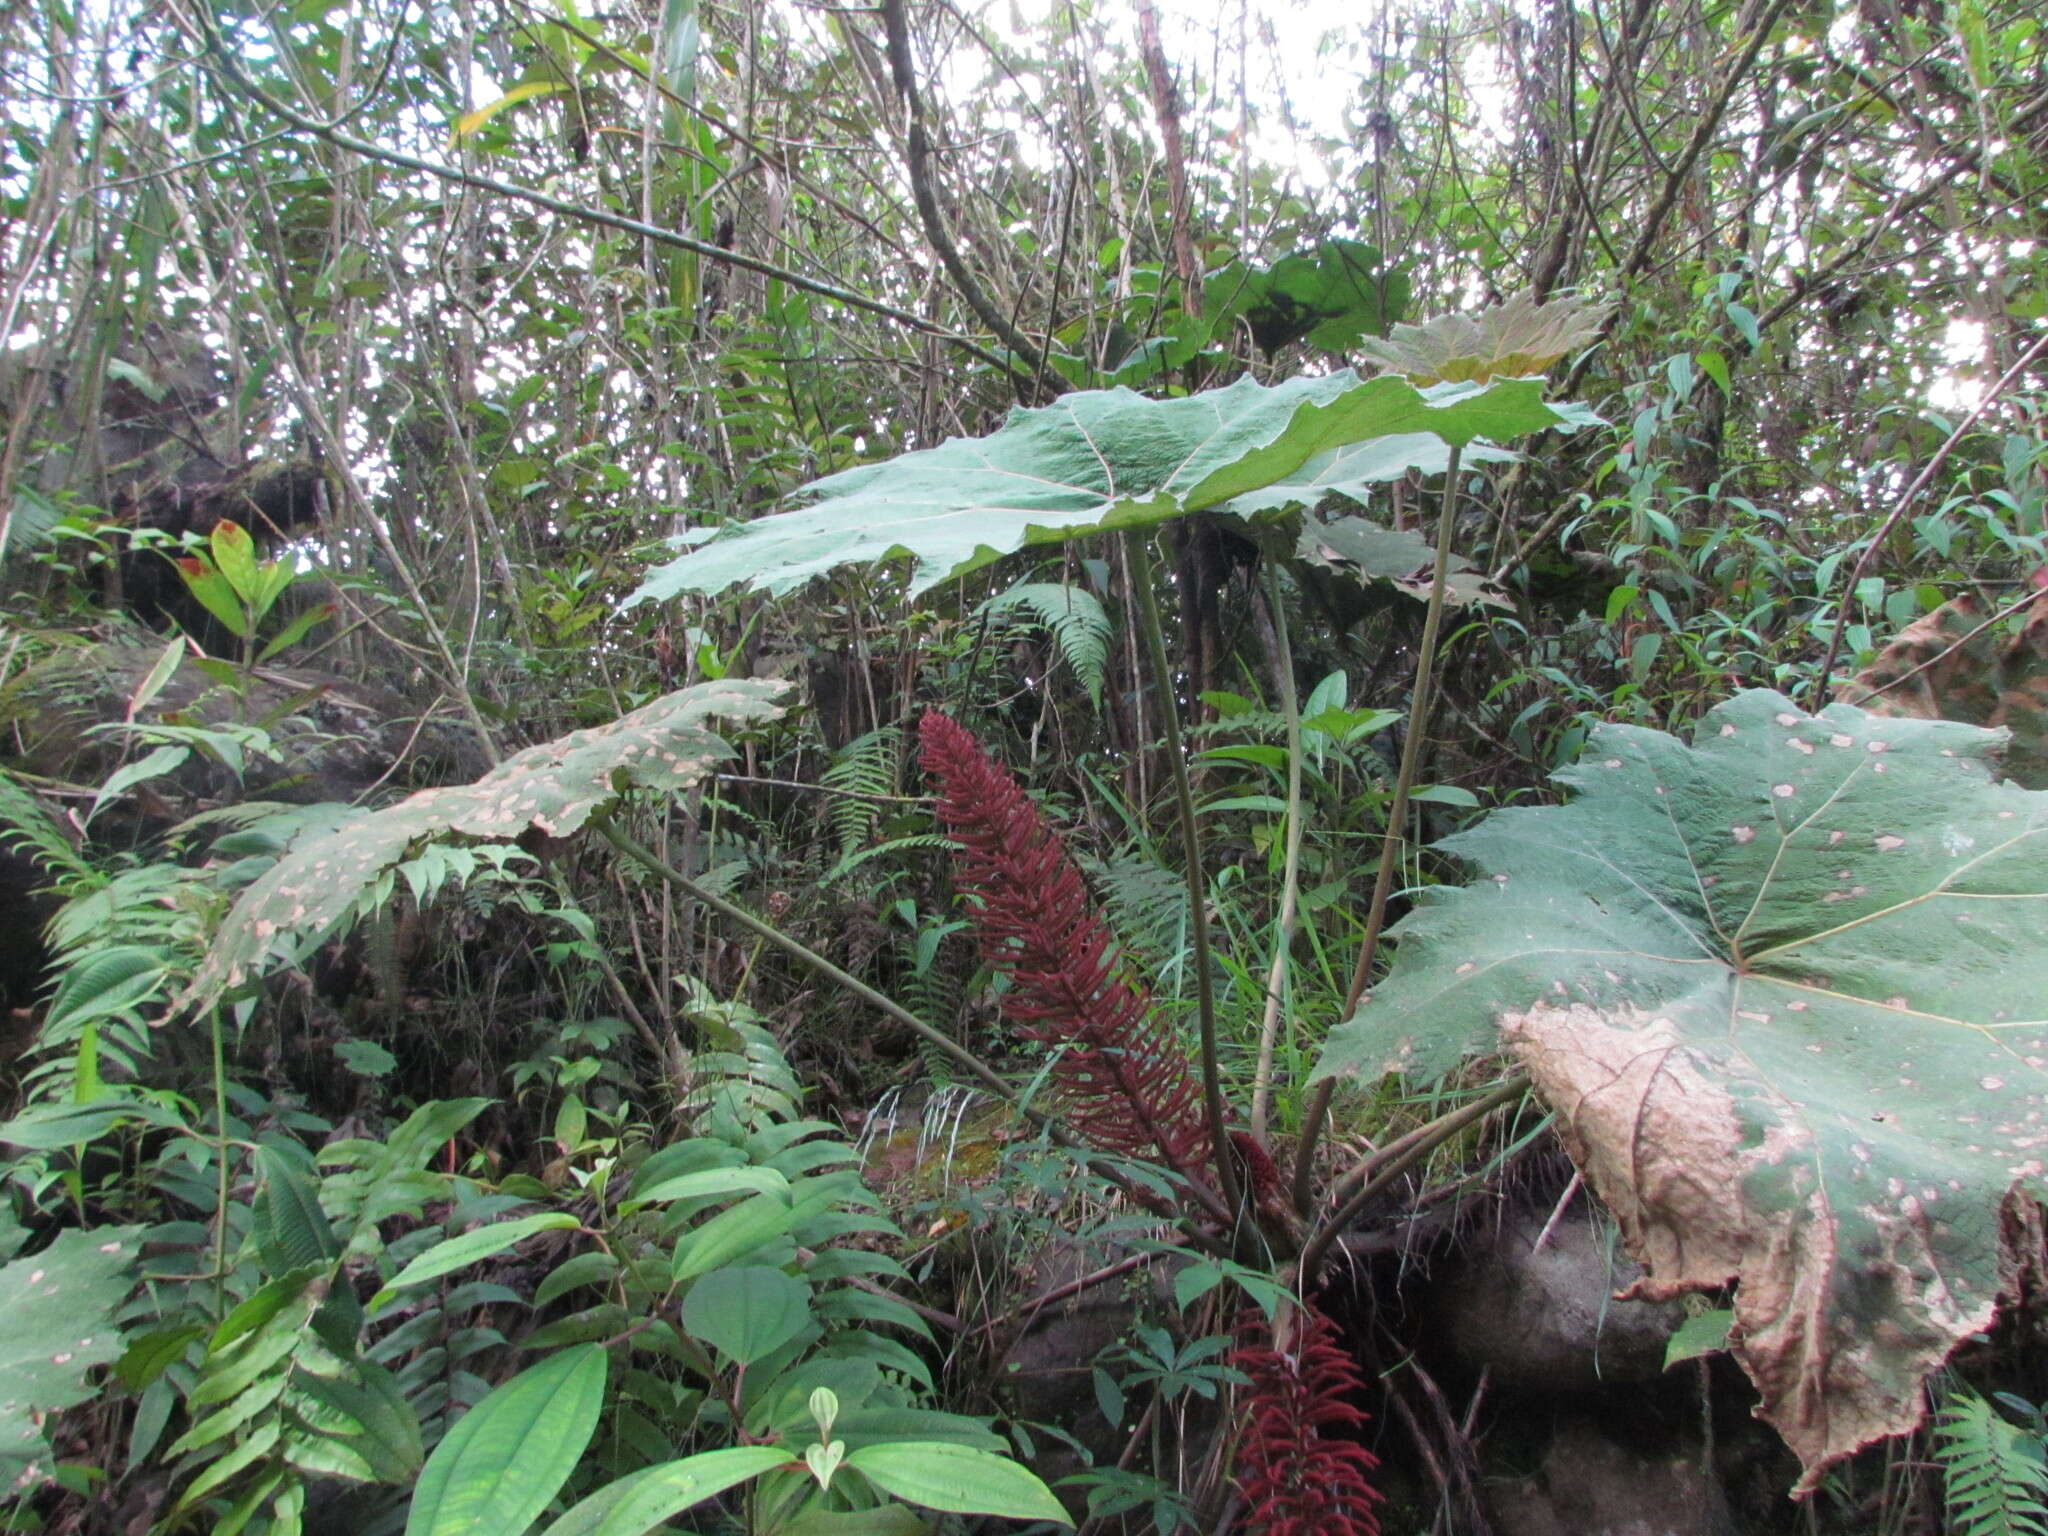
[917,710,1212,1180]
[1231,1303,1382,1536]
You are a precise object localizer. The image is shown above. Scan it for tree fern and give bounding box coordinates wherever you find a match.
[1936,1389,2048,1536]
[977,581,1112,707]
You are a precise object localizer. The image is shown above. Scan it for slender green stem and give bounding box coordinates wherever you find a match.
[1292,443,1466,1215]
[598,816,1236,1234]
[1123,533,1243,1220]
[208,1005,231,1310]
[1296,1072,1529,1284]
[1249,564,1304,1143]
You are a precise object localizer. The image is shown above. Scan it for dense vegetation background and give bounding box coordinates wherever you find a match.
[1,0,2045,1531]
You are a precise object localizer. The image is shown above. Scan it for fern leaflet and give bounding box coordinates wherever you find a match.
[1937,1390,2048,1536]
[820,726,901,859]
[978,581,1112,706]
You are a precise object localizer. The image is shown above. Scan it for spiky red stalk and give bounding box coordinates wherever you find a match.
[917,710,1212,1180]
[1231,1303,1382,1536]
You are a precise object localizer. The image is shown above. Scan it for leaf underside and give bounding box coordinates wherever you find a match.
[626,373,1579,602]
[187,679,788,1006]
[0,1227,142,1491]
[1314,690,2048,1491]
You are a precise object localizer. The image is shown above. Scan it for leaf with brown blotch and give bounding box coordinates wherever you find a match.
[1315,690,2048,1492]
[1836,584,2048,789]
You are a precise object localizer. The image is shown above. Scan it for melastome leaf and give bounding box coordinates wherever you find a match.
[1313,691,2048,1491]
[625,373,1581,602]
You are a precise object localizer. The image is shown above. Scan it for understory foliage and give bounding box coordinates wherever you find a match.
[2,0,2046,1528]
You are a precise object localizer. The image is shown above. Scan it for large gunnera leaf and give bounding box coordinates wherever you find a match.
[626,373,1581,602]
[188,679,788,1006]
[1,1226,142,1492]
[1313,691,2048,1491]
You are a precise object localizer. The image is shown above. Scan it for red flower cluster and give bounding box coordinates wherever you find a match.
[1231,1304,1382,1536]
[916,710,1212,1180]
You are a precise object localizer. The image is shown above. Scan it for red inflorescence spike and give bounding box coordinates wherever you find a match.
[1231,1303,1383,1536]
[917,710,1212,1179]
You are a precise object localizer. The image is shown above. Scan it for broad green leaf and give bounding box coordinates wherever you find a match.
[124,636,186,718]
[536,1445,792,1536]
[671,1193,797,1280]
[254,1146,339,1277]
[257,600,335,662]
[0,1227,143,1489]
[286,1355,424,1484]
[682,1266,812,1364]
[1206,238,1409,354]
[1292,514,1504,612]
[0,1096,186,1150]
[187,678,788,1007]
[209,519,261,604]
[843,1442,1071,1525]
[173,556,249,638]
[1663,1309,1735,1369]
[88,745,191,824]
[630,1165,790,1206]
[626,373,1582,602]
[371,1212,580,1311]
[1313,690,2048,1491]
[404,1344,608,1536]
[1222,433,1520,519]
[41,945,171,1037]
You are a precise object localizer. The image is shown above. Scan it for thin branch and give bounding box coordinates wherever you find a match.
[1816,326,2048,699]
[598,816,1236,1240]
[1248,564,1304,1143]
[878,0,1060,397]
[179,8,1011,371]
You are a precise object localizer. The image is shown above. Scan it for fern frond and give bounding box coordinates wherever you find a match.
[918,710,1212,1180]
[824,832,951,884]
[1079,849,1192,973]
[1937,1390,2048,1536]
[821,726,901,859]
[0,767,94,883]
[978,582,1112,707]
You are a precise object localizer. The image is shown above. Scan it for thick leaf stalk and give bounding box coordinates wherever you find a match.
[1230,1302,1383,1536]
[918,710,1215,1184]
